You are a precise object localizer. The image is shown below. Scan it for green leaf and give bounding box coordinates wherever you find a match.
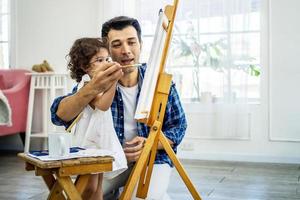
[249,65,260,76]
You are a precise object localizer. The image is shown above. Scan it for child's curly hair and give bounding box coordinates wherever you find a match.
[67,37,108,82]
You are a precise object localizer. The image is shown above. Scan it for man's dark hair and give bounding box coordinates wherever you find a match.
[101,16,142,42]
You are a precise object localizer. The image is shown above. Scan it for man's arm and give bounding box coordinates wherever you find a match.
[51,62,123,125]
[56,83,101,122]
[51,90,76,128]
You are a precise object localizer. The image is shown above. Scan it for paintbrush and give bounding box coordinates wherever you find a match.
[122,63,142,68]
[66,112,83,133]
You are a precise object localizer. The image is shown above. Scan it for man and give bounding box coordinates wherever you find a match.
[51,16,187,199]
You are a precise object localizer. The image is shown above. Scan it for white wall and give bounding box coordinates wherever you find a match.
[179,0,300,164]
[268,0,300,141]
[15,0,101,75]
[11,0,300,163]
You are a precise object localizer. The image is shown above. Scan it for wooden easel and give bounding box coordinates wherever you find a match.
[120,0,202,199]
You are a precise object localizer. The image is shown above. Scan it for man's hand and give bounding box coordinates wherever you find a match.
[89,62,123,94]
[123,136,147,163]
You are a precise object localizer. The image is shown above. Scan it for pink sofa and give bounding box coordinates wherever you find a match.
[0,69,31,141]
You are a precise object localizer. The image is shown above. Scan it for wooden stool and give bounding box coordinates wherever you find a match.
[18,153,113,200]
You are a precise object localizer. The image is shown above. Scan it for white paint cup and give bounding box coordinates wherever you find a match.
[48,132,71,158]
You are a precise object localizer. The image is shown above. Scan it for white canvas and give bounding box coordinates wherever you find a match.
[135,10,167,120]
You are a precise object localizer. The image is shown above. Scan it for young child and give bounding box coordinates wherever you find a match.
[67,37,127,200]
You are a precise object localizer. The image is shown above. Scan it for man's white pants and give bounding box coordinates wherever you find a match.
[103,163,172,200]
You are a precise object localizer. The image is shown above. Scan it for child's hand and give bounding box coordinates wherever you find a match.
[87,61,116,78]
[88,62,123,94]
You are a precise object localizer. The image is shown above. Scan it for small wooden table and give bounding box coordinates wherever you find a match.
[18,153,113,200]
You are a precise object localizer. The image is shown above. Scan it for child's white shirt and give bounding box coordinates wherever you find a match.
[71,74,127,179]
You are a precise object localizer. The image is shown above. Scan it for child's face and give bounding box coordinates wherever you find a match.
[86,47,111,78]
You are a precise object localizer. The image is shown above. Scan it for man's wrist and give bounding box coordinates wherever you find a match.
[84,82,102,96]
[76,83,101,105]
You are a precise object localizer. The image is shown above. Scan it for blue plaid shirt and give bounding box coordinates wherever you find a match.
[51,64,187,167]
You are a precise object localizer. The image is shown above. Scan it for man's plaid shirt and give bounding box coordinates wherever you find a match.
[51,64,187,167]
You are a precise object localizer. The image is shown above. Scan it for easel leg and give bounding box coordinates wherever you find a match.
[120,121,162,200]
[136,130,159,198]
[136,149,150,197]
[158,131,202,200]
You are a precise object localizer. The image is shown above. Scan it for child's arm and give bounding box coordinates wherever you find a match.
[89,82,117,111]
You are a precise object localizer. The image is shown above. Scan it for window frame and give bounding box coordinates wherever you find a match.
[137,0,261,103]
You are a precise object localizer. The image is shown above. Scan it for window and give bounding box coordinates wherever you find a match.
[135,0,261,103]
[0,0,10,69]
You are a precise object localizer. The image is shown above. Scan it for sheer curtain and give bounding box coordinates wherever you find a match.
[99,0,260,139]
[200,0,258,139]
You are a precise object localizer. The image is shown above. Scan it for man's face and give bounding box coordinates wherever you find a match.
[107,26,141,74]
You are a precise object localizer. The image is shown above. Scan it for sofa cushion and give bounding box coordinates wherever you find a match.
[0,74,6,90]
